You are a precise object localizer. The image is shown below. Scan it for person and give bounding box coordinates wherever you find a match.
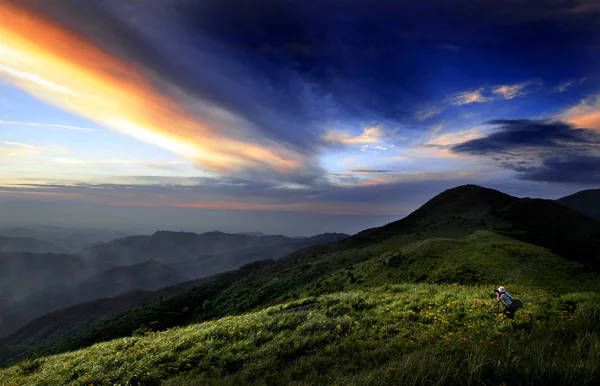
[495,286,521,319]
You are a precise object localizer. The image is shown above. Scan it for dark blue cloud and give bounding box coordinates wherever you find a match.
[511,155,600,184]
[449,118,600,184]
[450,119,597,154]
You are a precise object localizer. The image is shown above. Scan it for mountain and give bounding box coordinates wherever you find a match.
[556,189,600,220]
[1,184,599,385]
[0,231,347,339]
[168,233,350,278]
[235,231,269,236]
[0,260,187,338]
[0,225,135,253]
[0,252,98,338]
[0,252,94,301]
[0,236,66,254]
[82,230,349,271]
[342,184,600,268]
[2,184,599,369]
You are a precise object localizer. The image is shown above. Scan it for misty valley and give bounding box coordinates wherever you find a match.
[1,185,600,385]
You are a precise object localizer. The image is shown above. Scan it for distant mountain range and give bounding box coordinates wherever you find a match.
[0,225,135,253]
[0,230,348,338]
[0,236,67,254]
[81,230,349,273]
[3,184,599,367]
[0,252,95,301]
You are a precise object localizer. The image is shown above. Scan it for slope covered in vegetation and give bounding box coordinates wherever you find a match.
[1,284,598,385]
[1,185,600,385]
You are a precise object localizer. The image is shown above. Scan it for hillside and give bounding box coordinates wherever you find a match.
[342,184,600,268]
[557,189,600,220]
[168,233,350,279]
[0,232,347,341]
[0,263,268,364]
[1,284,598,385]
[3,185,600,368]
[1,184,600,384]
[0,252,94,302]
[17,260,188,319]
[0,260,187,339]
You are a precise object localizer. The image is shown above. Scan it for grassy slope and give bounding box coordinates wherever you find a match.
[4,184,599,360]
[1,232,600,385]
[1,284,598,386]
[3,231,599,364]
[2,185,600,384]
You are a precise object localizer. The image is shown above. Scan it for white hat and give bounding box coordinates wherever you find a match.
[498,286,506,293]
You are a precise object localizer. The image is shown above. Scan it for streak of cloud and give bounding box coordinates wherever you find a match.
[3,141,35,149]
[0,121,99,132]
[451,88,492,106]
[0,1,318,182]
[492,81,538,100]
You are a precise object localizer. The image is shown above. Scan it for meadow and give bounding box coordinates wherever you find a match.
[1,283,598,386]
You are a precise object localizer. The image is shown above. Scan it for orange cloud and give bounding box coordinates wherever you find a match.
[323,126,383,144]
[451,88,492,105]
[425,126,488,147]
[0,1,306,176]
[562,96,600,132]
[492,82,533,100]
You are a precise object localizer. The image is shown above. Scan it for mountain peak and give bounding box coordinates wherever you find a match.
[414,184,517,219]
[556,189,600,220]
[151,230,199,237]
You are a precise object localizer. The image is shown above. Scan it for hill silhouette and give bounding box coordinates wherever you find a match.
[3,184,599,371]
[0,236,66,254]
[0,226,134,253]
[556,189,600,220]
[343,184,600,268]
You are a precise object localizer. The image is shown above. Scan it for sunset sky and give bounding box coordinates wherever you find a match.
[1,0,599,235]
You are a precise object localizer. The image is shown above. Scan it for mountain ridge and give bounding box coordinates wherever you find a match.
[3,184,599,367]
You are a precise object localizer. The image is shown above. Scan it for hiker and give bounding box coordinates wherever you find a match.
[495,286,521,319]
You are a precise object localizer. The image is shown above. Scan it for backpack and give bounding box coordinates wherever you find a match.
[505,293,523,309]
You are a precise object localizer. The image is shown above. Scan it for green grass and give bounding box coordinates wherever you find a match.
[2,219,600,385]
[4,231,599,368]
[339,231,600,293]
[1,283,599,386]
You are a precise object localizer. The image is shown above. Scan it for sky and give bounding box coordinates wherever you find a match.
[0,0,599,236]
